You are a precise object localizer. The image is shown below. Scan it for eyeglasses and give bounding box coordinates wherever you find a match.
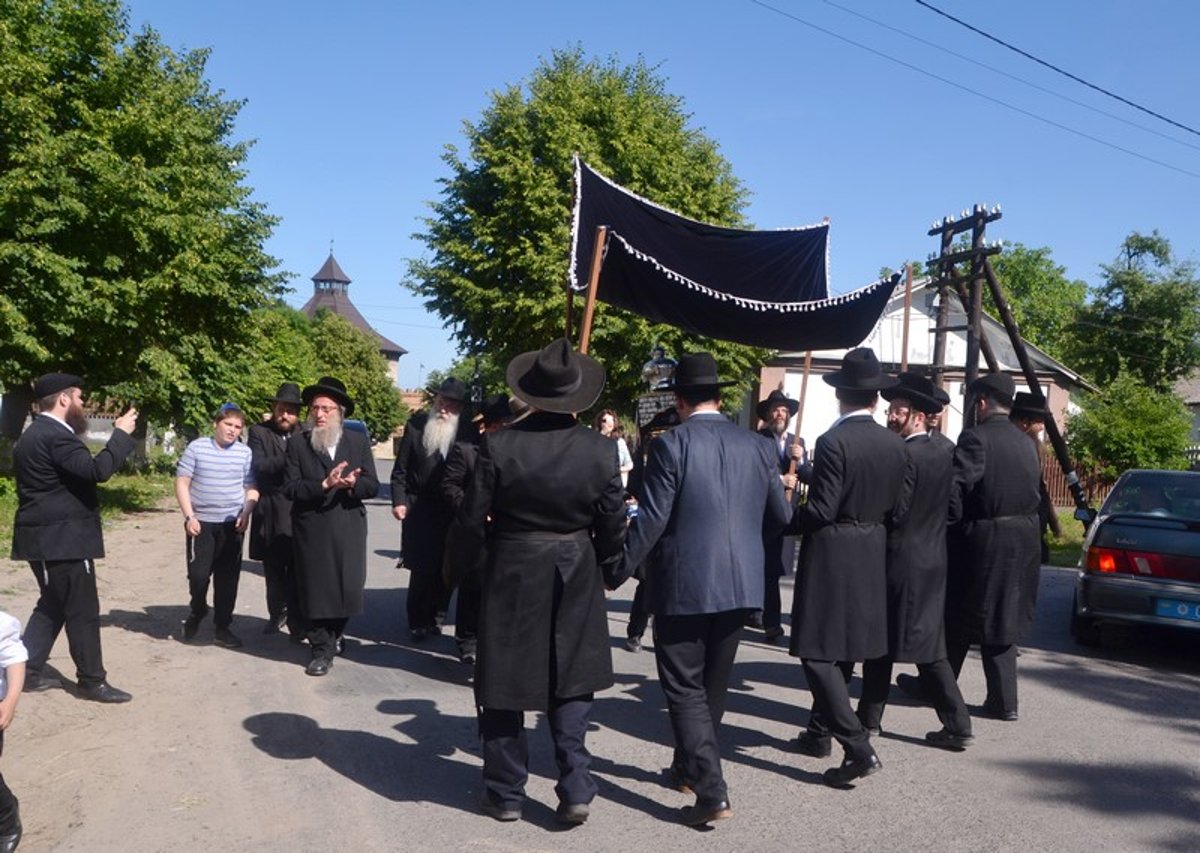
[311,404,339,414]
[886,406,911,417]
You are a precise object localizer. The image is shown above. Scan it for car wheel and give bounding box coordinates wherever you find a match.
[1070,591,1101,646]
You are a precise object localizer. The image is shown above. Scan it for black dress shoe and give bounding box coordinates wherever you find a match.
[213,627,243,649]
[977,703,1018,722]
[23,673,63,693]
[262,613,286,635]
[763,625,785,643]
[895,673,929,703]
[791,730,832,758]
[305,655,332,677]
[663,765,693,794]
[182,612,204,640]
[480,795,521,822]
[681,796,732,825]
[556,801,590,824]
[822,752,882,788]
[925,728,974,751]
[0,816,21,853]
[78,682,132,704]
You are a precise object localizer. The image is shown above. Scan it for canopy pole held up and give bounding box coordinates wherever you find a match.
[784,350,813,504]
[900,263,913,372]
[578,225,608,355]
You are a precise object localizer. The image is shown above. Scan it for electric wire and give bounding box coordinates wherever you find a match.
[748,1,1200,180]
[914,0,1200,139]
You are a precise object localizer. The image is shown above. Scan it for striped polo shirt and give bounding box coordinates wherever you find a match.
[177,437,255,522]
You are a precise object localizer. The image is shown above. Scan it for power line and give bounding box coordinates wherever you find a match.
[748,0,1200,181]
[914,0,1200,139]
[819,0,1200,153]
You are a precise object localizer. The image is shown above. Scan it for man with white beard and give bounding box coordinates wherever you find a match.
[11,373,139,702]
[283,377,379,676]
[391,377,475,641]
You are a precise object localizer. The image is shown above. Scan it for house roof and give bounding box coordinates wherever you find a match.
[312,253,351,284]
[1173,370,1200,405]
[301,253,407,357]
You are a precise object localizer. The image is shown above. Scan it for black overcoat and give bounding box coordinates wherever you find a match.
[885,433,953,663]
[282,427,379,619]
[390,412,476,573]
[247,421,294,560]
[789,414,908,662]
[757,428,809,580]
[946,412,1041,645]
[450,412,626,711]
[11,416,134,560]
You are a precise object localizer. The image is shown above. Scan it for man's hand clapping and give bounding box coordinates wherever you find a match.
[322,461,362,492]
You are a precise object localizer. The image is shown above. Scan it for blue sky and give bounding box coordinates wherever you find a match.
[124,0,1199,389]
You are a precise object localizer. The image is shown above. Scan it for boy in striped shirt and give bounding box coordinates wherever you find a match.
[175,403,258,648]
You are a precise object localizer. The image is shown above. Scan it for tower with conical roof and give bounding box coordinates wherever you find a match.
[300,252,406,383]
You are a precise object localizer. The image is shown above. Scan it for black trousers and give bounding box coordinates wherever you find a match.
[262,536,300,632]
[406,560,450,632]
[23,559,106,687]
[479,695,595,808]
[628,580,650,640]
[803,659,874,762]
[653,609,746,802]
[453,573,481,652]
[858,656,972,735]
[947,635,1019,714]
[186,521,243,628]
[0,729,17,835]
[307,617,349,659]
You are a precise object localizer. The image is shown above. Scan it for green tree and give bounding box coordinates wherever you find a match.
[988,243,1087,361]
[309,311,406,443]
[1067,231,1200,390]
[1066,370,1192,481]
[0,0,283,437]
[406,47,765,411]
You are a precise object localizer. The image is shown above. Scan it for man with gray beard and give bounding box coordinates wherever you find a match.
[391,377,476,641]
[283,377,378,676]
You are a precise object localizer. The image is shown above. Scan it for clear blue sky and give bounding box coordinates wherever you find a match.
[124,0,1199,389]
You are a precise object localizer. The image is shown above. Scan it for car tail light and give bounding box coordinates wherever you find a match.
[1085,546,1184,578]
[1086,546,1127,573]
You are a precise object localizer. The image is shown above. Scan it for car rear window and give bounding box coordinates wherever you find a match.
[1102,472,1200,522]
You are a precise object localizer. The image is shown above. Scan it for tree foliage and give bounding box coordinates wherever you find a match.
[1066,231,1200,391]
[1066,371,1192,481]
[988,243,1086,362]
[0,0,284,435]
[308,311,406,443]
[406,47,767,411]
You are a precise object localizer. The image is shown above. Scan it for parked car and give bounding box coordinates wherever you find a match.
[1071,469,1200,644]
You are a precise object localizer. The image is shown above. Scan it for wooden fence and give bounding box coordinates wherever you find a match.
[1041,453,1114,508]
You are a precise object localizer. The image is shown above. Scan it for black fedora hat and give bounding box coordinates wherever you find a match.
[267,382,303,406]
[472,393,514,426]
[882,372,944,415]
[506,338,606,414]
[1011,391,1048,420]
[967,372,1015,407]
[757,389,799,422]
[427,376,469,404]
[302,376,354,417]
[32,372,85,399]
[822,348,899,391]
[662,352,736,391]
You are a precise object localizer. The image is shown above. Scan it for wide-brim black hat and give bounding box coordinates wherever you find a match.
[882,371,943,415]
[967,372,1015,407]
[822,348,899,391]
[472,393,514,426]
[757,389,799,422]
[427,376,469,404]
[302,376,355,417]
[267,382,303,406]
[32,372,85,399]
[662,352,736,391]
[1011,391,1048,420]
[506,338,605,414]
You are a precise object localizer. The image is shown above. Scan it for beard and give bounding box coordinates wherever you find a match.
[422,411,459,458]
[66,400,88,436]
[309,414,343,455]
[768,419,787,437]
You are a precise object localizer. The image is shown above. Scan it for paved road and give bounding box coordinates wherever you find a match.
[6,462,1199,851]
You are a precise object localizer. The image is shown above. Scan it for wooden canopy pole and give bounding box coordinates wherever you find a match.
[578,226,608,355]
[784,350,813,504]
[564,286,575,340]
[900,263,913,371]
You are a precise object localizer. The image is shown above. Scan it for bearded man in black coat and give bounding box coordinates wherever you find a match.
[856,373,973,750]
[390,377,476,641]
[788,348,908,788]
[945,372,1041,721]
[450,339,625,826]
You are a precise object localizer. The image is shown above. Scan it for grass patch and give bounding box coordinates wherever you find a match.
[1047,506,1087,568]
[0,472,173,555]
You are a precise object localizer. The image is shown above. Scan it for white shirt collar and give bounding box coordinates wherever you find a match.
[831,408,874,430]
[40,412,74,433]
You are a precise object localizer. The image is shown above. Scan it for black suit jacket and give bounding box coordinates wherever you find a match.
[247,420,295,559]
[11,415,135,561]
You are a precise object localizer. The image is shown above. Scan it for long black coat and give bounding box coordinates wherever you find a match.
[789,414,908,662]
[885,433,953,663]
[282,427,379,619]
[390,412,476,573]
[450,412,626,711]
[247,421,295,560]
[11,416,134,560]
[946,412,1041,645]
